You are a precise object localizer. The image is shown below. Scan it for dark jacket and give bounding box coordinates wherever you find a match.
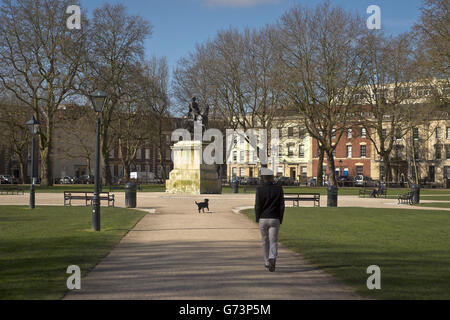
[255,182,285,224]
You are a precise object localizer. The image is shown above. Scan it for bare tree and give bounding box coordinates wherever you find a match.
[80,3,152,185]
[140,57,171,180]
[173,26,284,172]
[279,2,366,186]
[55,105,95,176]
[0,98,30,183]
[357,32,416,183]
[0,0,87,186]
[414,0,449,85]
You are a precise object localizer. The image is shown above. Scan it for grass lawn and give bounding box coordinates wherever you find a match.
[243,207,450,300]
[0,206,146,300]
[417,202,450,208]
[26,184,166,193]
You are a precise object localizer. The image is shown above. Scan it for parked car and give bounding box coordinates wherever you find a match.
[78,175,94,184]
[337,175,354,187]
[242,177,259,185]
[354,175,373,187]
[276,176,297,186]
[0,174,15,184]
[59,176,73,184]
[308,178,317,187]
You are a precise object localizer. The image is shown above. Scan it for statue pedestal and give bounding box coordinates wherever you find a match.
[166,141,221,194]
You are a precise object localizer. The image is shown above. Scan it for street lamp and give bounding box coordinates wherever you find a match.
[89,90,107,231]
[26,115,40,209]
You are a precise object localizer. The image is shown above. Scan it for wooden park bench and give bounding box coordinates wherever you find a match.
[284,193,321,207]
[358,186,387,198]
[64,191,115,207]
[0,185,25,195]
[398,192,413,205]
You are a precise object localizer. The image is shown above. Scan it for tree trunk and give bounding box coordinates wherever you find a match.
[317,150,324,186]
[123,163,131,182]
[326,150,337,186]
[19,159,25,184]
[382,153,392,183]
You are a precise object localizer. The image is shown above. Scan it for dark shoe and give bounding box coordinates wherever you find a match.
[265,264,270,269]
[268,259,276,272]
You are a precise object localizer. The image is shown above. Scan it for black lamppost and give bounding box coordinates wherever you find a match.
[89,90,107,231]
[26,115,40,209]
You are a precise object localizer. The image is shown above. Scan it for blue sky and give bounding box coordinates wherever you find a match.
[80,0,424,73]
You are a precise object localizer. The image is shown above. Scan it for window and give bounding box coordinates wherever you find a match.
[277,166,283,175]
[347,129,352,139]
[332,149,336,157]
[332,129,336,139]
[413,128,419,140]
[417,87,431,97]
[346,145,352,158]
[395,145,403,159]
[240,151,244,162]
[360,145,367,158]
[356,166,363,176]
[288,144,294,157]
[446,145,450,160]
[232,167,237,177]
[301,167,307,177]
[380,166,385,179]
[233,151,237,162]
[279,146,283,157]
[447,127,450,139]
[361,128,367,139]
[436,144,442,160]
[381,129,386,139]
[136,148,142,160]
[288,127,294,137]
[436,127,442,139]
[299,145,305,158]
[239,168,245,177]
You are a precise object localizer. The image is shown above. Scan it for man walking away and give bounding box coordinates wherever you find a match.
[255,168,285,272]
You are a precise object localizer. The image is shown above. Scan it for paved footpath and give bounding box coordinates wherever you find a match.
[4,192,444,300]
[59,193,365,300]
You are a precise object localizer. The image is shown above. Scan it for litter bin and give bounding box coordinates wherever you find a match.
[411,184,420,204]
[327,185,338,207]
[231,179,239,194]
[125,182,137,208]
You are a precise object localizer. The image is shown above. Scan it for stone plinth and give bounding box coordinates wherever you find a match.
[166,141,221,194]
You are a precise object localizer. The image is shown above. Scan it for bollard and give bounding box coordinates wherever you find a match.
[231,179,239,194]
[411,184,420,204]
[327,185,338,207]
[125,182,137,208]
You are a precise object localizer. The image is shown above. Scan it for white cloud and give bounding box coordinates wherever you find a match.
[203,0,280,8]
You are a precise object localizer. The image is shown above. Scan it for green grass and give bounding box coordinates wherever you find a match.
[19,184,166,193]
[243,207,450,300]
[417,202,450,208]
[0,206,146,300]
[419,196,450,201]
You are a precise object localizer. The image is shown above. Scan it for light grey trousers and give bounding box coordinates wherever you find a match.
[259,219,280,265]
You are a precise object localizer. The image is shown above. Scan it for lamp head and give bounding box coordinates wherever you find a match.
[89,90,107,113]
[26,115,40,135]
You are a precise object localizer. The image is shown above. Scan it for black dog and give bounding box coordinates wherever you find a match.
[195,199,210,213]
